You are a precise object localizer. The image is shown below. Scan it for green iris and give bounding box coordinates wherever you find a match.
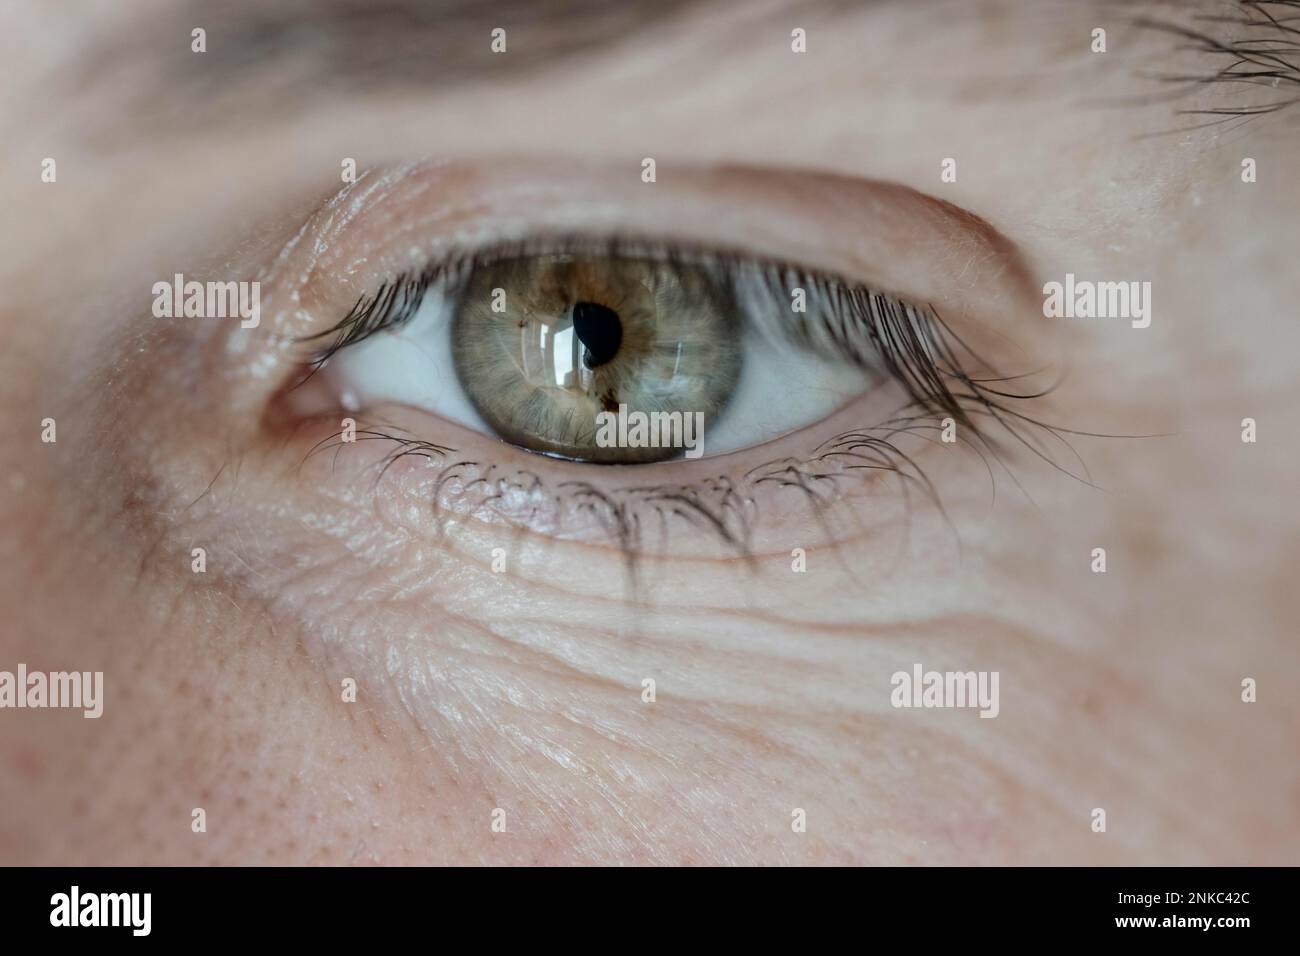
[451,255,742,462]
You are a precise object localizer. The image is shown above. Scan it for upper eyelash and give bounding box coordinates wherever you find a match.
[298,267,440,372]
[299,235,946,382]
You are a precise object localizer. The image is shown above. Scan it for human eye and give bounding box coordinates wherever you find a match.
[259,159,1051,558]
[291,240,940,464]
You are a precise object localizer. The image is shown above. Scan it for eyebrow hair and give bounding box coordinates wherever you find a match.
[64,0,1299,143]
[65,0,732,135]
[1131,0,1300,128]
[179,0,710,90]
[67,0,885,139]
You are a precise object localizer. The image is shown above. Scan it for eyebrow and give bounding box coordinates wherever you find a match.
[69,0,730,135]
[1131,1,1300,128]
[180,0,712,89]
[67,0,1300,142]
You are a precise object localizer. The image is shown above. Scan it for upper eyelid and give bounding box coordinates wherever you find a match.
[273,159,1039,326]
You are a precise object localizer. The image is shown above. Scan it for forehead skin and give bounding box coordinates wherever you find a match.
[0,0,1297,864]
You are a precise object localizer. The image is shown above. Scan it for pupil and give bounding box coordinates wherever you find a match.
[572,301,623,368]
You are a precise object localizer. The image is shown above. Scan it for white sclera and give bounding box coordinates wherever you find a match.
[702,320,872,455]
[318,286,492,436]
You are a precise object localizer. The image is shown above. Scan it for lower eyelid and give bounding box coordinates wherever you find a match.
[257,281,1073,569]
[271,373,942,560]
[272,302,1042,558]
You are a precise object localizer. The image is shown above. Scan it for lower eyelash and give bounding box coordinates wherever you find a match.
[295,303,1088,584]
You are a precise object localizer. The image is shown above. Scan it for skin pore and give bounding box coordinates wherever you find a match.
[1,0,1297,864]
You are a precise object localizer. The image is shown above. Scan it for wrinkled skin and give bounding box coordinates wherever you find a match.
[1,0,1297,865]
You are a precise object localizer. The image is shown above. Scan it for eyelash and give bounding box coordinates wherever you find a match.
[300,236,928,373]
[292,237,1075,571]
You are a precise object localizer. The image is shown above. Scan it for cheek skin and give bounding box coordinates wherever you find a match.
[44,365,1087,865]
[27,274,1126,865]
